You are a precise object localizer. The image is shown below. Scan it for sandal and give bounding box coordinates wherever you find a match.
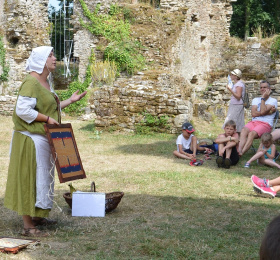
[189,159,203,166]
[189,160,196,166]
[204,149,214,155]
[33,218,57,226]
[21,227,49,237]
[244,162,250,168]
[195,160,204,166]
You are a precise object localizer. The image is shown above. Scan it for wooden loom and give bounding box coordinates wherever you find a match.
[44,123,86,183]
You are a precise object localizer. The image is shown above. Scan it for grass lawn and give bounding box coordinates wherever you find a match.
[0,114,280,259]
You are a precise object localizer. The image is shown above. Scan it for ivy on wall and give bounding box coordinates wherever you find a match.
[78,0,145,75]
[0,36,10,82]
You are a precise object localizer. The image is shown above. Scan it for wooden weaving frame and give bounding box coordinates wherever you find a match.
[0,237,38,254]
[44,123,86,183]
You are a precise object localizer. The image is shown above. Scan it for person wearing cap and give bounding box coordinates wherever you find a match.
[4,46,87,237]
[173,122,211,160]
[223,69,245,134]
[239,80,277,156]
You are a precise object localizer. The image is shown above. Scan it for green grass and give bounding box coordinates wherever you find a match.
[0,115,280,259]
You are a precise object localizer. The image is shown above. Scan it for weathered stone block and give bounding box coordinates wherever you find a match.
[198,111,212,122]
[268,77,279,85]
[174,114,191,129]
[177,105,189,113]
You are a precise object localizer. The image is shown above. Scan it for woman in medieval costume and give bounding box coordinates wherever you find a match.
[4,46,87,237]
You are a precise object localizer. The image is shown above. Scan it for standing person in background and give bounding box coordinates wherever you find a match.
[223,69,245,135]
[4,46,87,237]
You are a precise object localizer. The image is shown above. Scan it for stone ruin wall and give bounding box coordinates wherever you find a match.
[72,0,118,79]
[0,0,50,94]
[87,74,193,133]
[170,0,234,89]
[72,0,239,131]
[0,0,50,115]
[1,0,280,132]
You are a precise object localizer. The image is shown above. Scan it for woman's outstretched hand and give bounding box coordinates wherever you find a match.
[70,90,87,103]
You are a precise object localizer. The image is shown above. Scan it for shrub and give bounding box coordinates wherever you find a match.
[104,41,145,75]
[135,113,171,134]
[0,36,10,82]
[271,35,280,59]
[90,60,117,85]
[57,65,91,115]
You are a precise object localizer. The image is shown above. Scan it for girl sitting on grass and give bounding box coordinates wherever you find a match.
[244,132,280,169]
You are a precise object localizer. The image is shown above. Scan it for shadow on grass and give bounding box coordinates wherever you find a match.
[1,190,279,259]
[79,123,95,132]
[117,140,174,157]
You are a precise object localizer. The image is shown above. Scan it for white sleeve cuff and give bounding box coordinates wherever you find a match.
[16,95,38,124]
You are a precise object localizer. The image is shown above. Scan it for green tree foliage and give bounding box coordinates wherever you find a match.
[230,0,280,39]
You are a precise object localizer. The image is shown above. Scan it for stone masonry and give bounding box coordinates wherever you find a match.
[0,0,280,133]
[0,0,50,94]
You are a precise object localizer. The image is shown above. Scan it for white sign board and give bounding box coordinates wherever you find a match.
[72,191,105,217]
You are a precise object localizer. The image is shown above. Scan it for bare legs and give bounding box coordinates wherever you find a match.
[247,151,280,168]
[22,215,48,236]
[272,129,280,141]
[218,143,232,159]
[269,177,280,193]
[23,215,36,229]
[239,128,258,156]
[173,150,193,160]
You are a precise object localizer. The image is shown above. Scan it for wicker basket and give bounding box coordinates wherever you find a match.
[63,182,124,213]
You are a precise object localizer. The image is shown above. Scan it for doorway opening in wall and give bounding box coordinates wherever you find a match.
[48,0,78,90]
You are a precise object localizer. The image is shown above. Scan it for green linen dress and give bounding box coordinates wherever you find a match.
[4,74,60,217]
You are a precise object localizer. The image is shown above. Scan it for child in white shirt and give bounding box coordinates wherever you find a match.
[173,122,211,160]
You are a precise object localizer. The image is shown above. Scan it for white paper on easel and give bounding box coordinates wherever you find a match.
[72,191,105,217]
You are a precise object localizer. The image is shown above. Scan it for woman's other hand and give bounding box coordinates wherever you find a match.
[47,117,59,125]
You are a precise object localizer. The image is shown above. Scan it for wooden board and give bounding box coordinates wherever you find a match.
[0,237,38,254]
[44,123,87,183]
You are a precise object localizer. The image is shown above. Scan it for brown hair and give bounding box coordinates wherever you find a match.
[261,133,273,144]
[224,120,236,130]
[260,214,280,260]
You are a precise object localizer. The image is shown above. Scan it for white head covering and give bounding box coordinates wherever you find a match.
[26,46,53,74]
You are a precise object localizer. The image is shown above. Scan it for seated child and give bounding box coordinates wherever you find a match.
[251,174,280,198]
[173,122,212,161]
[214,120,239,169]
[244,133,280,168]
